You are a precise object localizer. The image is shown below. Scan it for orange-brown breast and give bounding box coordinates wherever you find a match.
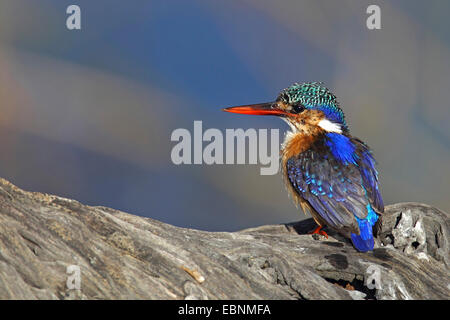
[280,133,316,214]
[281,110,325,162]
[281,134,315,162]
[280,109,325,216]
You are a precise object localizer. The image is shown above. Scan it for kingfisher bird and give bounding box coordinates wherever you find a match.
[223,82,384,252]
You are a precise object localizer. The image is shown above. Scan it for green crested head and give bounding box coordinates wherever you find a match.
[277,82,347,128]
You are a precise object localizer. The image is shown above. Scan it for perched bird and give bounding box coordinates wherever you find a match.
[223,82,383,252]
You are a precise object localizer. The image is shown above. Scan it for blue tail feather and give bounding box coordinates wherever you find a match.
[350,204,378,252]
[351,219,374,252]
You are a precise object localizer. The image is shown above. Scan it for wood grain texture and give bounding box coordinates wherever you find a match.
[0,178,448,300]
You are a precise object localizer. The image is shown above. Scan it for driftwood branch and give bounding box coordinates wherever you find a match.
[0,178,448,299]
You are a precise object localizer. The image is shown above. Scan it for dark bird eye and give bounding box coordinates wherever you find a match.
[291,103,305,114]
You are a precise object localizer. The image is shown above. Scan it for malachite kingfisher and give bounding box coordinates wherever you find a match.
[223,82,384,252]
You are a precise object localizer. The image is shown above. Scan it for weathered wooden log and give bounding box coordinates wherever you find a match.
[0,178,448,299]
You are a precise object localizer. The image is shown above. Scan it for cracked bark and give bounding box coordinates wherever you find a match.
[0,178,448,299]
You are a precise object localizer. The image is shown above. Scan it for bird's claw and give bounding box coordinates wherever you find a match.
[308,226,329,239]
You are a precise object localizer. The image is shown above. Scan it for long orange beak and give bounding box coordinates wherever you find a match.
[222,102,289,117]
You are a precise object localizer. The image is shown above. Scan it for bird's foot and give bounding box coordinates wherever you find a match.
[308,226,328,239]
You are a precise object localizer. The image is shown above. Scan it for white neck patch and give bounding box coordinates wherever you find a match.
[318,119,342,134]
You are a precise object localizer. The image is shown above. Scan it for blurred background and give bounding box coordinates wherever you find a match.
[0,0,448,231]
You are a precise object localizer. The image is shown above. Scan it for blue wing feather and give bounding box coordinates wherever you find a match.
[285,133,383,251]
[286,149,364,232]
[357,144,384,212]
